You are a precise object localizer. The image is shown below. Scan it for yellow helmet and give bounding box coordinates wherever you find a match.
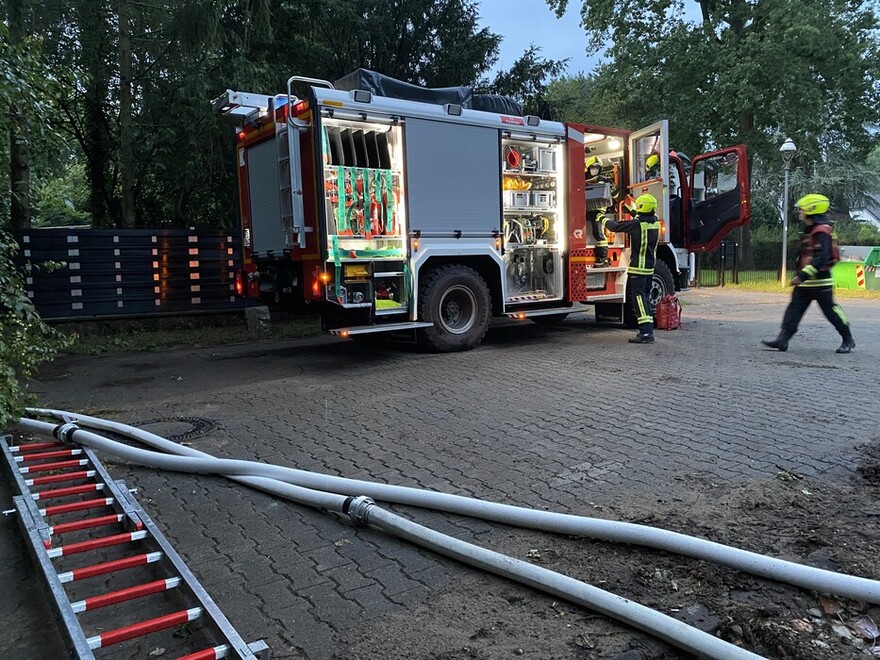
[586,156,603,170]
[795,193,829,216]
[635,193,657,214]
[645,154,660,172]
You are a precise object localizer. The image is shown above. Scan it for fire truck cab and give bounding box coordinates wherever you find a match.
[213,72,749,351]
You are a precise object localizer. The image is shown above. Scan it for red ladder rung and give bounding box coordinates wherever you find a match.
[27,470,95,486]
[10,441,66,452]
[20,458,89,473]
[48,513,123,537]
[177,644,230,660]
[86,607,202,649]
[41,497,113,517]
[32,483,103,501]
[17,449,83,462]
[70,577,181,613]
[47,530,148,558]
[57,551,163,583]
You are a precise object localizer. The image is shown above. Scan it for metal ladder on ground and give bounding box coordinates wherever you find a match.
[1,434,269,660]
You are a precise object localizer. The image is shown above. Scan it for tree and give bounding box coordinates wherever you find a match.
[543,74,598,123]
[2,8,60,233]
[547,0,880,163]
[548,0,880,266]
[485,45,567,117]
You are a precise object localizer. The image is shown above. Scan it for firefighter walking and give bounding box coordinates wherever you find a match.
[602,194,661,343]
[762,194,855,354]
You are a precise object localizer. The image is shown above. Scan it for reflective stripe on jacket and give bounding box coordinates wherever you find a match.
[603,213,660,275]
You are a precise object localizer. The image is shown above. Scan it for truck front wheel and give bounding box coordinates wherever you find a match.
[419,265,491,352]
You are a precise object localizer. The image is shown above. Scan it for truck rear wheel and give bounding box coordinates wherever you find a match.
[419,265,491,352]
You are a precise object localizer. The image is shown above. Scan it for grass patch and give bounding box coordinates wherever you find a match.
[63,314,322,356]
[709,280,880,299]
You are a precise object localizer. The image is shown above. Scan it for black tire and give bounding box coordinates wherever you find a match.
[650,260,675,309]
[418,265,491,352]
[531,313,569,325]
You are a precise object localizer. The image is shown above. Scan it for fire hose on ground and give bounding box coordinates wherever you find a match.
[17,408,880,658]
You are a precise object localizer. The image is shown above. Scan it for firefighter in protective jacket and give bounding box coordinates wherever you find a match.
[586,157,611,267]
[602,194,661,343]
[762,194,855,353]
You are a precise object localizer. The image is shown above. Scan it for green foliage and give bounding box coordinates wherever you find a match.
[31,0,538,230]
[0,232,72,426]
[33,162,90,227]
[547,0,880,163]
[485,45,567,116]
[544,74,598,123]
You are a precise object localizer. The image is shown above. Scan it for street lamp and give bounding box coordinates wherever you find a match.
[780,138,797,283]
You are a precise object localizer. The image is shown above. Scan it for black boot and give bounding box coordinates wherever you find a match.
[836,336,855,354]
[761,337,789,352]
[591,245,610,268]
[628,332,654,344]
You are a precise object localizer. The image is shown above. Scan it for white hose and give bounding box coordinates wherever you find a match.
[27,408,880,606]
[16,413,764,659]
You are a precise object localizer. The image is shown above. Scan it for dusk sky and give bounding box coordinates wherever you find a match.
[478,0,704,76]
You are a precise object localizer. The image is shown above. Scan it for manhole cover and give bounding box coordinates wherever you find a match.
[135,417,218,443]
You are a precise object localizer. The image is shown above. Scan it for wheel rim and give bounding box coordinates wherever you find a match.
[438,285,477,335]
[650,276,666,306]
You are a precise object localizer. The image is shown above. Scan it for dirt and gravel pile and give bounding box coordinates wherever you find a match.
[339,442,880,659]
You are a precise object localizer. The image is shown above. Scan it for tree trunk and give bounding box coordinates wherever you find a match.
[77,1,114,227]
[118,0,135,228]
[8,0,31,233]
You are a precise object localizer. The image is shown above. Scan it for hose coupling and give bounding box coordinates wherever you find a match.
[345,496,375,526]
[53,422,80,445]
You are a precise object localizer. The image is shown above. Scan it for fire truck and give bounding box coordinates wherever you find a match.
[212,71,749,351]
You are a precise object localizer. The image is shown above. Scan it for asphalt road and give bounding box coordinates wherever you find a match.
[2,287,878,659]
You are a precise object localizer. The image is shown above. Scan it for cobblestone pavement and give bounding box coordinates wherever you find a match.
[2,288,878,659]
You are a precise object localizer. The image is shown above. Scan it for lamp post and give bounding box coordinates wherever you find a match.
[779,138,797,283]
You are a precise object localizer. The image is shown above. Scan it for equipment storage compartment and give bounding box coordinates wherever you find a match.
[501,135,564,304]
[322,117,408,310]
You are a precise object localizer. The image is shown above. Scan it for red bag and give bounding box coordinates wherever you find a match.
[655,294,682,330]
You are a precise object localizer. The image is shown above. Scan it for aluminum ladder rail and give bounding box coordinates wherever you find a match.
[1,435,269,660]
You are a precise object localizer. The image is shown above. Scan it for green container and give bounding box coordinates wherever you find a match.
[863,247,880,291]
[833,261,862,290]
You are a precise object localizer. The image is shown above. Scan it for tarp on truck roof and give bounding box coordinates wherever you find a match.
[334,69,523,117]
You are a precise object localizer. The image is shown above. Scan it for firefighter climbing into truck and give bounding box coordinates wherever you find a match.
[212,69,750,351]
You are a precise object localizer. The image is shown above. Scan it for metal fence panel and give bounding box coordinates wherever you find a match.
[19,229,249,321]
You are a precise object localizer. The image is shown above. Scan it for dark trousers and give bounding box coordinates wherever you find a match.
[628,273,653,335]
[780,285,851,340]
[589,218,608,260]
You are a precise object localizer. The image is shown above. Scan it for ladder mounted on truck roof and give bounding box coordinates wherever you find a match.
[211,90,287,123]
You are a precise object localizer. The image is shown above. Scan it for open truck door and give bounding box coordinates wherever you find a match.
[628,121,670,243]
[687,145,750,252]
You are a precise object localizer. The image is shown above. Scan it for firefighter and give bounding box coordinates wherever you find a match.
[762,194,855,353]
[585,155,606,184]
[586,156,611,267]
[645,153,661,179]
[602,193,661,343]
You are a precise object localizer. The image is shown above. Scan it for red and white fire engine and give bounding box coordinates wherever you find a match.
[213,71,749,351]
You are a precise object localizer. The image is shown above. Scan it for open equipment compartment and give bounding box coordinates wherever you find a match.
[322,118,408,315]
[501,135,565,304]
